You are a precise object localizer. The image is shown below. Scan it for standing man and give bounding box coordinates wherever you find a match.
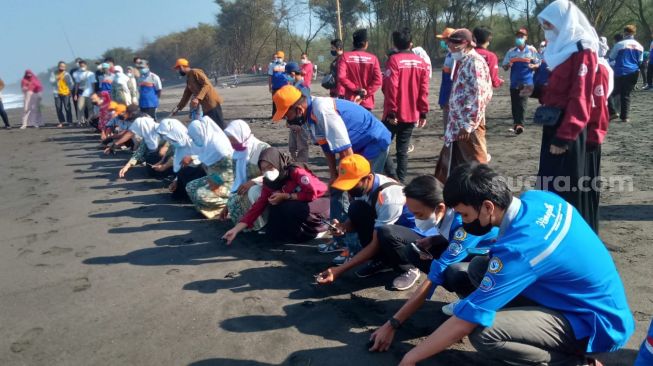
[436,28,455,136]
[434,29,492,184]
[326,39,344,98]
[268,51,288,118]
[473,27,504,89]
[608,25,644,122]
[69,58,83,122]
[502,27,539,134]
[285,62,310,163]
[338,29,383,110]
[136,60,162,120]
[73,60,96,125]
[50,61,74,128]
[300,52,313,88]
[171,58,225,128]
[0,77,10,129]
[382,28,430,183]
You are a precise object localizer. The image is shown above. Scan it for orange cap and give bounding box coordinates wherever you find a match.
[173,58,189,69]
[108,101,118,110]
[114,104,127,115]
[331,154,371,191]
[275,50,285,59]
[436,27,456,39]
[272,85,302,122]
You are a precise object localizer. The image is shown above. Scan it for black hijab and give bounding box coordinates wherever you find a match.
[258,147,310,190]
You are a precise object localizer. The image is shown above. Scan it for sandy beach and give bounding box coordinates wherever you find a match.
[0,75,651,365]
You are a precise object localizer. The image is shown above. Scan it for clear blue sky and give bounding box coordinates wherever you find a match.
[1,0,218,85]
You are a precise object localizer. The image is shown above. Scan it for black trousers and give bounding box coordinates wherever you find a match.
[54,95,73,123]
[347,200,376,248]
[140,107,157,121]
[647,62,653,86]
[383,121,415,183]
[266,197,330,243]
[510,88,528,126]
[204,105,225,129]
[583,144,601,233]
[608,71,638,120]
[173,166,206,201]
[0,100,9,127]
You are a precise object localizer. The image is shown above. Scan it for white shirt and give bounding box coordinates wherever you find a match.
[74,70,96,97]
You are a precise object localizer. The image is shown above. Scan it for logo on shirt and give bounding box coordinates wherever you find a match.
[578,64,588,77]
[300,175,310,185]
[535,203,556,228]
[447,242,463,256]
[479,275,495,292]
[384,69,392,77]
[594,85,605,97]
[488,257,503,273]
[453,228,467,241]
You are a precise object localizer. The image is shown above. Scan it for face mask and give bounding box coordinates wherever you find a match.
[126,72,133,77]
[263,168,280,181]
[462,209,493,236]
[81,67,87,71]
[275,58,283,63]
[451,51,464,61]
[232,142,247,151]
[301,59,309,64]
[415,212,438,233]
[348,181,367,198]
[440,40,448,49]
[330,50,338,57]
[179,70,186,77]
[140,68,150,74]
[544,30,558,43]
[515,38,526,47]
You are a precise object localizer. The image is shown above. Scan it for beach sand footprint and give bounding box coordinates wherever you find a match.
[72,277,91,292]
[10,327,44,353]
[166,268,181,275]
[74,246,96,258]
[41,246,73,257]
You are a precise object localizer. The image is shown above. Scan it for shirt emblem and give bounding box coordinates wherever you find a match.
[479,275,495,292]
[488,257,503,273]
[453,228,467,241]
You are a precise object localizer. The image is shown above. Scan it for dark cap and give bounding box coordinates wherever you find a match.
[285,62,302,74]
[448,29,476,47]
[353,29,369,45]
[135,59,149,68]
[126,104,140,114]
[516,27,528,36]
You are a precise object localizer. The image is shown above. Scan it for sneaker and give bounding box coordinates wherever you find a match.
[514,125,524,135]
[3,126,10,129]
[19,126,27,130]
[441,300,459,316]
[407,144,415,153]
[609,113,620,121]
[391,268,420,290]
[643,85,652,90]
[318,240,345,253]
[332,249,352,266]
[355,260,392,278]
[621,118,630,123]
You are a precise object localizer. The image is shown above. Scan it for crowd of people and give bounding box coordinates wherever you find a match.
[4,0,652,364]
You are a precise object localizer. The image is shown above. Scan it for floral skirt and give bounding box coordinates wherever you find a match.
[227,184,266,231]
[185,158,234,219]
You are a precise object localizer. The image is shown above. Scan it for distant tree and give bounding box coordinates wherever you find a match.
[102,47,136,68]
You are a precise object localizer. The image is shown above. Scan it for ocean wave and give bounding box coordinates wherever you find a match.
[2,93,24,110]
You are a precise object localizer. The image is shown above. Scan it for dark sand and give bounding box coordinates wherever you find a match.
[0,75,651,365]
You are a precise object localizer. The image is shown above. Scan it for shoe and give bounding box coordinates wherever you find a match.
[391,268,420,290]
[441,300,459,316]
[643,85,652,90]
[57,123,63,128]
[609,113,619,121]
[621,118,630,123]
[355,260,392,278]
[3,126,10,129]
[514,125,524,135]
[332,249,352,266]
[407,144,415,153]
[318,240,345,253]
[19,126,27,130]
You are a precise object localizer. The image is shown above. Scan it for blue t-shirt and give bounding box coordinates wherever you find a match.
[138,72,162,108]
[453,190,635,353]
[307,97,391,160]
[609,37,644,76]
[502,45,540,88]
[634,319,653,366]
[438,52,454,107]
[533,58,550,86]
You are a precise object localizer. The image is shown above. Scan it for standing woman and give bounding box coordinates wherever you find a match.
[222,147,330,245]
[155,119,206,201]
[223,119,271,230]
[185,116,235,219]
[535,0,599,219]
[20,70,43,129]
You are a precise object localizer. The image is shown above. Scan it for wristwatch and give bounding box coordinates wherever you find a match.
[389,317,402,330]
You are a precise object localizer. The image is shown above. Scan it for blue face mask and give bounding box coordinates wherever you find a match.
[140,68,149,75]
[440,40,447,50]
[515,38,526,47]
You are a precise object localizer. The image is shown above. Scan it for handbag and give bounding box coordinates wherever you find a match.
[533,106,563,126]
[321,73,336,90]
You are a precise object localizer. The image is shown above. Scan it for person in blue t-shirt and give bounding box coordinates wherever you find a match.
[285,62,311,162]
[502,27,540,135]
[268,51,288,118]
[608,25,644,122]
[436,28,455,136]
[634,319,653,366]
[135,60,162,120]
[393,163,634,366]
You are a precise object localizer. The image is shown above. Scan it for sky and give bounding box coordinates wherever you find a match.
[1,0,218,86]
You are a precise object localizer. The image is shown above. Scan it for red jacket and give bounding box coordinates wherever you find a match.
[475,47,504,88]
[337,50,382,110]
[301,62,313,88]
[381,51,430,123]
[541,49,597,147]
[240,167,327,228]
[587,59,612,146]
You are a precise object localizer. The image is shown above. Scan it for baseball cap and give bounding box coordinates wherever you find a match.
[272,85,302,122]
[448,28,476,47]
[113,104,127,115]
[275,51,285,59]
[173,58,189,69]
[108,101,118,110]
[285,62,302,74]
[436,28,456,39]
[516,27,528,36]
[126,104,140,114]
[331,154,371,191]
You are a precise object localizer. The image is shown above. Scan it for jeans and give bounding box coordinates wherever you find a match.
[608,71,639,120]
[0,100,9,127]
[54,94,73,124]
[140,107,157,121]
[383,122,415,183]
[205,105,225,129]
[510,88,528,126]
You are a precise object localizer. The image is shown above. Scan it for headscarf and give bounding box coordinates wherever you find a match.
[537,0,599,70]
[112,66,131,100]
[129,115,160,151]
[187,116,233,166]
[257,147,310,190]
[98,91,112,130]
[21,70,43,93]
[224,119,267,192]
[412,47,432,79]
[156,119,198,172]
[598,36,610,58]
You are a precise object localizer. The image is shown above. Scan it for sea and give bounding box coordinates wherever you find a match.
[2,93,24,110]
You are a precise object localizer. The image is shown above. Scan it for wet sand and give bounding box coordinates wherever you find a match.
[0,75,651,365]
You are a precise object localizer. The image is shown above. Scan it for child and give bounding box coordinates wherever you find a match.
[284,62,311,163]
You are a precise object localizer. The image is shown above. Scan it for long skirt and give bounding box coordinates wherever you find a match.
[172,165,207,201]
[22,92,43,127]
[582,144,601,233]
[434,124,488,184]
[265,197,330,243]
[536,125,588,219]
[185,158,234,219]
[227,184,266,231]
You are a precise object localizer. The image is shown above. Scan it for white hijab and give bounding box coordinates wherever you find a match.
[223,119,267,192]
[129,116,160,151]
[156,119,198,172]
[412,47,432,79]
[187,116,233,166]
[537,0,599,70]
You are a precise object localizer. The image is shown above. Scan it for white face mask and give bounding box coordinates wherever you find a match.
[414,212,440,234]
[264,168,280,181]
[544,29,558,43]
[451,51,464,61]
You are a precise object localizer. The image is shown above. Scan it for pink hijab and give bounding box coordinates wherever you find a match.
[21,70,43,93]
